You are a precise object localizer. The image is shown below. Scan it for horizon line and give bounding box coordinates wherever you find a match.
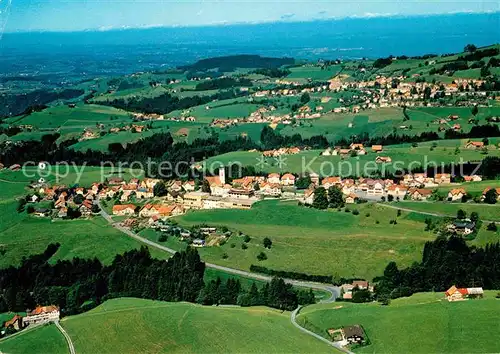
[4,9,499,35]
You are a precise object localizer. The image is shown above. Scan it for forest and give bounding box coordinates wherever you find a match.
[0,244,314,317]
[374,236,500,300]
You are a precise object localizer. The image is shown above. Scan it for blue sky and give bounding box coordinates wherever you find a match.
[2,0,499,32]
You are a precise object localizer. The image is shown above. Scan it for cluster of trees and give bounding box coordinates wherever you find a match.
[0,245,205,315]
[0,244,320,316]
[96,89,247,115]
[249,265,333,284]
[372,57,393,68]
[375,236,500,300]
[180,55,294,73]
[310,186,344,210]
[0,88,84,118]
[194,77,252,91]
[197,277,315,310]
[252,68,291,78]
[260,125,328,150]
[335,131,440,148]
[444,124,500,140]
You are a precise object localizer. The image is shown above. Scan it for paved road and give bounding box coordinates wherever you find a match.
[379,202,500,224]
[97,198,339,302]
[291,306,353,353]
[55,321,76,354]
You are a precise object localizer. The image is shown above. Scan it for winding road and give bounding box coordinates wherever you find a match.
[291,307,354,354]
[55,321,76,354]
[97,198,340,303]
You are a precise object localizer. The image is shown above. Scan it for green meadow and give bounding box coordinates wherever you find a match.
[286,65,343,82]
[298,291,500,354]
[203,138,500,175]
[6,104,132,130]
[0,323,68,354]
[175,200,434,279]
[0,202,167,268]
[56,298,331,354]
[393,201,500,223]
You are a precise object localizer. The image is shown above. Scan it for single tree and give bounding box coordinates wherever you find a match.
[327,186,344,209]
[312,187,329,210]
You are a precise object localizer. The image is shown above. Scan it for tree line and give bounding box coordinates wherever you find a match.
[0,244,316,317]
[374,236,500,301]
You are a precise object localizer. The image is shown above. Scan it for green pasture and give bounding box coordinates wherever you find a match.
[298,291,500,354]
[175,200,434,280]
[56,298,331,354]
[0,324,67,354]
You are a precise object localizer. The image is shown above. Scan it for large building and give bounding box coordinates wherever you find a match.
[23,305,60,326]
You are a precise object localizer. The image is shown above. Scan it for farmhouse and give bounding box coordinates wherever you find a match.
[112,204,136,216]
[108,177,125,185]
[445,285,484,302]
[281,173,296,186]
[303,189,315,205]
[450,219,476,235]
[482,187,500,201]
[4,315,24,330]
[434,173,451,184]
[465,141,484,149]
[342,325,366,344]
[408,188,433,201]
[375,156,392,163]
[23,305,60,326]
[267,173,281,184]
[322,176,342,189]
[463,175,482,182]
[448,188,466,201]
[345,193,357,204]
[386,185,408,199]
[258,182,282,197]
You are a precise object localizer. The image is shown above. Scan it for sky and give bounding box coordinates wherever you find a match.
[1,0,499,33]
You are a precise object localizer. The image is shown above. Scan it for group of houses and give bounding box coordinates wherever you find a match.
[322,143,385,157]
[32,183,101,218]
[2,305,60,333]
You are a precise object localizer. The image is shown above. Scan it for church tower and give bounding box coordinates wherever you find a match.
[218,167,226,185]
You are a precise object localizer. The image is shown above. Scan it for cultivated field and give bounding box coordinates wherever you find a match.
[298,291,500,353]
[59,298,331,353]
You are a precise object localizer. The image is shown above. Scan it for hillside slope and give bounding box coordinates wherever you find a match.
[59,298,330,353]
[298,291,500,353]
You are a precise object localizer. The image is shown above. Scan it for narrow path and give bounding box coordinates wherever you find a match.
[379,203,500,224]
[291,306,353,353]
[97,198,339,302]
[55,321,76,354]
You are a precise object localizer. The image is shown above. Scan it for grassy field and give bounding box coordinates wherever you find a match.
[59,297,331,353]
[298,291,500,353]
[0,166,144,188]
[175,200,434,279]
[393,201,500,222]
[286,65,343,82]
[203,138,500,175]
[278,106,500,143]
[5,104,132,130]
[0,323,68,354]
